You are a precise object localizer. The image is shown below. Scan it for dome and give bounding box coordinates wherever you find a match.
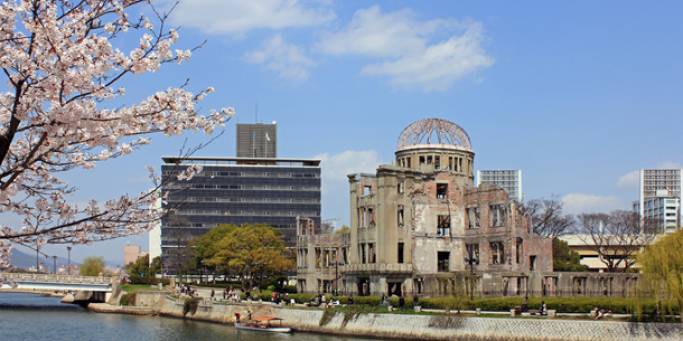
[397,118,472,152]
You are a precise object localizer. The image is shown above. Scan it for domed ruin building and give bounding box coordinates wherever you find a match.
[297,118,553,296]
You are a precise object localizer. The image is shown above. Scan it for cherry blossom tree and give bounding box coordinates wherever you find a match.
[0,0,234,268]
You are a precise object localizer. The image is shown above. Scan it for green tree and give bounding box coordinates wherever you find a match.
[552,238,588,272]
[125,255,161,284]
[80,256,105,276]
[638,229,683,322]
[200,224,293,289]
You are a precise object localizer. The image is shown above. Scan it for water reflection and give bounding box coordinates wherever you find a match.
[0,293,372,341]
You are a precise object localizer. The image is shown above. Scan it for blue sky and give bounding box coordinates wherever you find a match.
[22,0,683,264]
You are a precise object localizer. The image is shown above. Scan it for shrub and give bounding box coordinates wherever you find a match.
[119,293,136,306]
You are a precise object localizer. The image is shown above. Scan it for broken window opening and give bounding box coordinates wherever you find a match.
[490,204,507,227]
[363,185,372,196]
[437,251,450,272]
[466,243,480,265]
[467,207,480,229]
[397,181,404,194]
[398,242,404,264]
[436,183,448,199]
[516,238,523,264]
[397,205,404,227]
[435,156,440,169]
[490,241,505,265]
[419,156,425,165]
[426,155,433,164]
[437,214,451,236]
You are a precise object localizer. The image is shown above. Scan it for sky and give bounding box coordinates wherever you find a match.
[15,0,683,265]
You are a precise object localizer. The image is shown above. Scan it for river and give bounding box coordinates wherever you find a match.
[0,293,375,341]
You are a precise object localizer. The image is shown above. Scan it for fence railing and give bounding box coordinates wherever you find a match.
[0,272,113,284]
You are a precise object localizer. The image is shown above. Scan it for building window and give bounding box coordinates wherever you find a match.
[490,241,505,265]
[437,251,450,272]
[397,205,404,227]
[368,243,376,263]
[448,157,453,171]
[427,155,433,164]
[398,242,404,264]
[466,243,480,265]
[360,243,366,264]
[435,156,440,169]
[490,204,507,227]
[529,255,537,271]
[363,185,372,196]
[419,156,425,165]
[368,207,375,226]
[467,207,480,229]
[437,215,450,236]
[407,158,411,168]
[436,183,448,199]
[397,181,404,194]
[516,238,523,264]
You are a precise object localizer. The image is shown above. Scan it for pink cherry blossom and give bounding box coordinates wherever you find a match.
[0,0,234,268]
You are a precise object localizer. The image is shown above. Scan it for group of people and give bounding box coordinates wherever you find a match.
[271,291,294,305]
[223,288,241,302]
[176,284,197,297]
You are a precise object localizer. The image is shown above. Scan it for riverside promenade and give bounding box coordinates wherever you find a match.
[89,290,683,341]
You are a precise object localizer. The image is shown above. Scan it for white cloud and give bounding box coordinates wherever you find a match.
[314,150,383,223]
[245,35,314,80]
[315,150,382,189]
[561,193,623,215]
[316,6,493,91]
[169,0,334,36]
[616,170,640,189]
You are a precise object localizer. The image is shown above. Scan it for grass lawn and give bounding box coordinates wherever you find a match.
[120,284,163,293]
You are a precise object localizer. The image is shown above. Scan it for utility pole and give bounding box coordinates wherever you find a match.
[66,246,72,275]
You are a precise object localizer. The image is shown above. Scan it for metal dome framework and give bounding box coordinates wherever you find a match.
[397,118,472,151]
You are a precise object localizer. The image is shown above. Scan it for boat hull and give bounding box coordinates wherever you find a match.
[235,323,292,333]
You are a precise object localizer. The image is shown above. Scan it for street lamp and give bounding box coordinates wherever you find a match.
[66,246,72,275]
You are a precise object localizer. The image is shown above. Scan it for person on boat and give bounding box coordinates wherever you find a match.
[210,289,215,301]
[234,312,241,323]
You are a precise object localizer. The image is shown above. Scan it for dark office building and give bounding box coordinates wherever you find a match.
[236,123,277,158]
[160,156,321,274]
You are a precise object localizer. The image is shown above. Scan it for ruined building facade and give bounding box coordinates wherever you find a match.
[297,118,554,296]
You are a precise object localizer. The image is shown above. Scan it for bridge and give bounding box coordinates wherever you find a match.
[0,272,115,292]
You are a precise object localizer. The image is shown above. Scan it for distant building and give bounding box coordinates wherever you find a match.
[236,123,277,158]
[123,244,146,266]
[638,169,682,232]
[148,196,162,266]
[160,156,321,274]
[559,234,652,272]
[476,169,523,202]
[634,196,681,233]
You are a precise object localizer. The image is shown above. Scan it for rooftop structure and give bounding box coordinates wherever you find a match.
[236,123,277,158]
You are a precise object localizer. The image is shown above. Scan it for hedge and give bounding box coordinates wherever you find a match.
[236,290,675,315]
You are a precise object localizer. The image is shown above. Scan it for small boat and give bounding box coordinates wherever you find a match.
[235,315,292,333]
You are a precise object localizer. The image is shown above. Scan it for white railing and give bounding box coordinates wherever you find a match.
[0,272,113,284]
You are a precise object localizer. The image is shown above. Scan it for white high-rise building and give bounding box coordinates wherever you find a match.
[476,169,523,202]
[638,169,682,233]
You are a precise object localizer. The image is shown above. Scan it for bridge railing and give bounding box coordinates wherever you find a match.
[0,272,113,285]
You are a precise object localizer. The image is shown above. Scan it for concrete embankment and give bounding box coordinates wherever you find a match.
[93,292,683,341]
